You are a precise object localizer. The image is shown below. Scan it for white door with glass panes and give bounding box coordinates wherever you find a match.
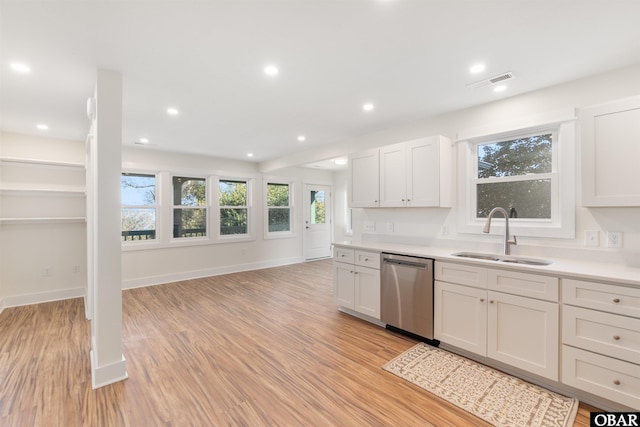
[303,184,332,259]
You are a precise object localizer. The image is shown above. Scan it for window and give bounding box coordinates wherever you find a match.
[121,173,157,241]
[266,182,291,233]
[457,111,576,238]
[173,176,206,238]
[475,132,554,219]
[219,179,248,236]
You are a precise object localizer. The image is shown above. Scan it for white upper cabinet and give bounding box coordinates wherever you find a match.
[581,95,640,206]
[349,148,380,207]
[379,143,406,207]
[405,136,453,207]
[377,135,453,208]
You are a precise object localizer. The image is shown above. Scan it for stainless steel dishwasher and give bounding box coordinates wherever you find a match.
[381,253,436,342]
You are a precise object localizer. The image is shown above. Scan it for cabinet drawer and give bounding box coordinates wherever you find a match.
[435,262,487,289]
[333,247,354,264]
[562,345,640,410]
[563,305,640,364]
[488,269,558,302]
[355,250,380,269]
[563,279,640,318]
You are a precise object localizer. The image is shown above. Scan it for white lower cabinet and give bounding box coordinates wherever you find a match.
[434,281,487,354]
[562,279,640,409]
[333,247,381,320]
[434,261,559,380]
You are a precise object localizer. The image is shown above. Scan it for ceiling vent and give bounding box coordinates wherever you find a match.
[467,72,515,89]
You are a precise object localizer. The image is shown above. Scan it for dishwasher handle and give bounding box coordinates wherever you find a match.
[382,258,429,269]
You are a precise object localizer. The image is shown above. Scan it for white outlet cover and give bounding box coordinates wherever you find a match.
[606,231,623,248]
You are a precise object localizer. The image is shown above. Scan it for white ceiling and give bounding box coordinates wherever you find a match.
[2,1,640,166]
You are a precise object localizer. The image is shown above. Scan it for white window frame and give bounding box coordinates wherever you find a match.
[121,171,160,246]
[216,176,254,241]
[171,174,208,241]
[263,177,296,239]
[457,109,576,239]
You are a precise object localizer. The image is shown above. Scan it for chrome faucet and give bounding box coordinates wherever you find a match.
[483,207,517,255]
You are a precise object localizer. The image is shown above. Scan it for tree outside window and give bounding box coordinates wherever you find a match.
[121,173,156,241]
[476,133,553,219]
[267,182,291,233]
[173,176,206,238]
[219,179,248,235]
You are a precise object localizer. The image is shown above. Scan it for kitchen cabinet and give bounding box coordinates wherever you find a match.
[348,148,379,207]
[349,135,453,208]
[561,278,640,409]
[434,261,559,380]
[379,136,453,207]
[581,95,640,206]
[333,247,381,320]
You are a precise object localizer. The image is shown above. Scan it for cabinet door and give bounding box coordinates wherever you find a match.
[582,95,640,206]
[434,281,487,355]
[405,137,439,207]
[349,149,379,208]
[379,143,406,207]
[354,266,381,319]
[487,291,558,380]
[334,262,355,309]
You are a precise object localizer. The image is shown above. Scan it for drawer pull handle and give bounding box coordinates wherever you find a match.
[613,379,621,386]
[489,300,495,304]
[364,258,369,261]
[613,335,621,341]
[613,298,620,303]
[341,254,346,257]
[480,298,485,302]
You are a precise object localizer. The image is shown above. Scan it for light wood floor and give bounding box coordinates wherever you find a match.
[1,259,598,426]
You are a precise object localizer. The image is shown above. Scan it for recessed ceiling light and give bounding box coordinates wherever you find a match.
[362,103,375,111]
[470,63,486,74]
[334,159,347,165]
[167,107,179,115]
[10,62,31,74]
[247,153,254,158]
[493,85,507,93]
[36,123,48,130]
[139,138,149,143]
[297,135,306,142]
[264,65,279,77]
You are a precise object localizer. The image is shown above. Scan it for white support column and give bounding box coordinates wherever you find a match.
[89,69,127,388]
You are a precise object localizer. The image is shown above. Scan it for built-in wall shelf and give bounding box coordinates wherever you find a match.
[0,217,86,224]
[0,156,85,169]
[0,187,86,197]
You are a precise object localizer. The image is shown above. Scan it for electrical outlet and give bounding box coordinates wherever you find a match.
[606,231,623,248]
[584,230,599,247]
[386,222,394,233]
[363,221,375,232]
[441,225,449,236]
[43,267,52,277]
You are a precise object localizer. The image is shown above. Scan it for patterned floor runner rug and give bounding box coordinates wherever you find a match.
[383,343,579,427]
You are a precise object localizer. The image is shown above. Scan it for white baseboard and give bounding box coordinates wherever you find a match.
[90,350,128,389]
[121,256,305,290]
[2,287,85,310]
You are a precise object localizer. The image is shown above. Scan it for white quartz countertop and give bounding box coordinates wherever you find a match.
[333,240,640,287]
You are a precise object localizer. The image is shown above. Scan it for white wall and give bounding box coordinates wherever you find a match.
[319,64,640,266]
[121,148,334,288]
[0,132,87,310]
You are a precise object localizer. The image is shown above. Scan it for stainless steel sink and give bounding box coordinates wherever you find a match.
[451,252,552,266]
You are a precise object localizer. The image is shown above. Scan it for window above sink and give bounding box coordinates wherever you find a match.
[456,109,577,239]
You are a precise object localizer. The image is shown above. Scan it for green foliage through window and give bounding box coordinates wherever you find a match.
[267,183,290,232]
[476,133,553,219]
[173,176,207,238]
[220,180,248,235]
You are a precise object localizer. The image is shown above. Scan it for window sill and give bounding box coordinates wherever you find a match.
[263,232,297,240]
[122,235,257,251]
